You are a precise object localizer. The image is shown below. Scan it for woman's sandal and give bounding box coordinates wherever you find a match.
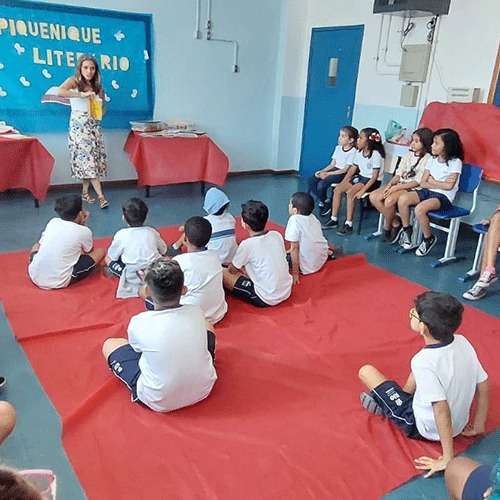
[82,192,96,204]
[99,197,109,209]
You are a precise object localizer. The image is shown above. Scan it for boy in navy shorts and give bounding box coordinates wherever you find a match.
[102,259,217,412]
[28,194,104,289]
[223,200,292,307]
[358,292,489,478]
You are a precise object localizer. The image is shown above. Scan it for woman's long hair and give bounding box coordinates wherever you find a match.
[74,55,102,94]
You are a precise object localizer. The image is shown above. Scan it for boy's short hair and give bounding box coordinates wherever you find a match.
[54,194,83,221]
[414,291,463,343]
[145,259,184,303]
[184,216,212,248]
[341,125,359,142]
[290,192,314,216]
[122,198,148,227]
[241,200,269,232]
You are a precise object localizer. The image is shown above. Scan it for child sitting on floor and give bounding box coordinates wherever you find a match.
[223,200,292,307]
[358,292,489,478]
[322,127,385,236]
[369,127,433,243]
[308,125,358,210]
[172,216,227,324]
[285,192,330,285]
[397,128,464,256]
[28,194,105,289]
[203,187,238,266]
[104,197,169,297]
[102,259,217,412]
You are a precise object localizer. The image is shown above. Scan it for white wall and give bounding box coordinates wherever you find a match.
[29,0,284,184]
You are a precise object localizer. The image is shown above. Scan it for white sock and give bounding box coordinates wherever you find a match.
[345,221,352,227]
[331,216,338,222]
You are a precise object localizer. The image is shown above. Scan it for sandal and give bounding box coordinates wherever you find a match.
[99,197,109,209]
[82,192,95,204]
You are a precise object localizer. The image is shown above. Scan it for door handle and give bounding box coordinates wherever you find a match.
[346,106,351,118]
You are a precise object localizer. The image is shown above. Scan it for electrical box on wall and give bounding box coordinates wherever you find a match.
[447,88,481,103]
[399,44,432,82]
[401,84,419,107]
[373,0,451,17]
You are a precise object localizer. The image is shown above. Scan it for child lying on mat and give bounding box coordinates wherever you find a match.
[223,200,292,307]
[144,217,227,324]
[103,197,170,298]
[358,292,489,478]
[203,187,238,266]
[28,194,105,289]
[102,259,217,413]
[285,192,332,285]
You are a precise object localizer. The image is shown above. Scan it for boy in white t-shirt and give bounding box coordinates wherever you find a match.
[358,292,489,478]
[28,194,105,289]
[105,197,169,277]
[285,192,332,285]
[172,216,227,324]
[308,126,358,209]
[102,259,217,413]
[223,200,292,307]
[203,187,238,266]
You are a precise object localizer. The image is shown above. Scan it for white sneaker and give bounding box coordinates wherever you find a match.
[463,283,486,301]
[476,270,498,288]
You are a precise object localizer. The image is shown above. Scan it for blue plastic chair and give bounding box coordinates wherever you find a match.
[427,163,482,268]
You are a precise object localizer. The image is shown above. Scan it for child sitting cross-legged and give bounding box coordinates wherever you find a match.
[358,292,489,478]
[171,216,228,324]
[203,187,238,266]
[104,197,170,297]
[28,194,105,289]
[285,192,334,285]
[102,259,217,412]
[223,200,292,307]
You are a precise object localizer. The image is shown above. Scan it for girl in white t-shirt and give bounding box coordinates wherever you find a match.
[308,125,358,208]
[369,128,433,243]
[397,128,464,256]
[322,127,385,236]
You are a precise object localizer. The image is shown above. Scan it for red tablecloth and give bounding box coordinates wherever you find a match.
[0,135,54,201]
[419,102,500,182]
[124,132,229,187]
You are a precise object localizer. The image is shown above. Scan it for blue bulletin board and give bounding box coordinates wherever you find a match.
[0,0,154,131]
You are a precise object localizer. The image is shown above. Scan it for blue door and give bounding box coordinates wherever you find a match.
[300,26,364,177]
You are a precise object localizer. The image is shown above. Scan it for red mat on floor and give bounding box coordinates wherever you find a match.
[0,224,499,500]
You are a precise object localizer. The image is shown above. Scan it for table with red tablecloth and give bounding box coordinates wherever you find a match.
[124,132,229,193]
[0,135,54,203]
[419,102,500,182]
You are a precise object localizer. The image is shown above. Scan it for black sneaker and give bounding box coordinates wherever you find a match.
[389,225,403,244]
[318,201,325,209]
[337,224,353,236]
[399,228,413,250]
[321,218,338,229]
[416,235,437,257]
[380,229,391,243]
[320,206,332,217]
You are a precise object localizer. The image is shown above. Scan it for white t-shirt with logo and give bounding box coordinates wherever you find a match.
[28,217,93,289]
[354,150,384,181]
[128,305,217,412]
[285,214,328,274]
[232,231,292,306]
[425,156,462,202]
[411,334,488,440]
[174,250,227,324]
[205,212,238,265]
[107,226,168,272]
[331,145,357,169]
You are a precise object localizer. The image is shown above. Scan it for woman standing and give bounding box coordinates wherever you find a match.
[58,55,109,208]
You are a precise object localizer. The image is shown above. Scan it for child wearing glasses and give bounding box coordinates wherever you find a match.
[358,292,489,478]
